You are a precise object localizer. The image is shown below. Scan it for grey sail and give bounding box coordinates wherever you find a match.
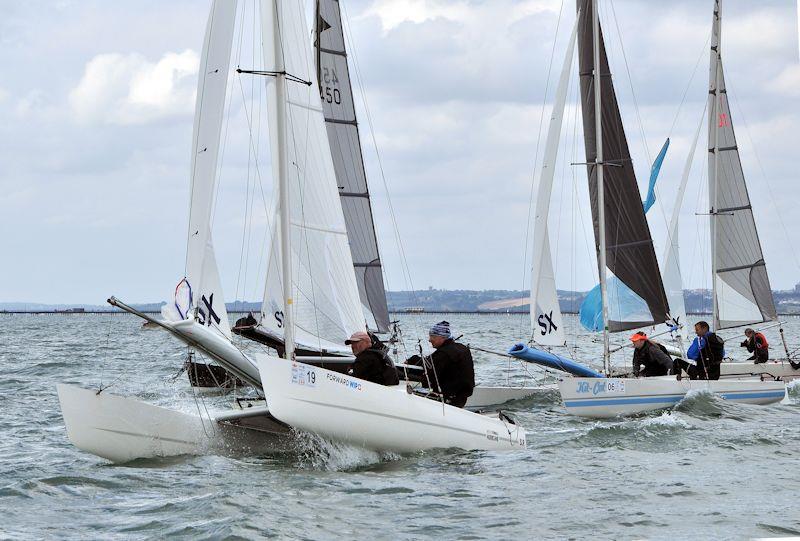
[315,0,389,332]
[576,0,669,332]
[708,0,777,330]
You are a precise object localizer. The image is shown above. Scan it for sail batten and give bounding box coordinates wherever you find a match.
[316,0,390,333]
[708,0,777,330]
[576,0,669,333]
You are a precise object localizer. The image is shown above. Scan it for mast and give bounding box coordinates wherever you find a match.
[272,0,295,359]
[314,0,322,94]
[259,0,366,351]
[711,0,721,331]
[592,0,610,375]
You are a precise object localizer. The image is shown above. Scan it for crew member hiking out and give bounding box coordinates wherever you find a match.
[408,321,475,408]
[740,328,769,364]
[345,331,399,386]
[684,321,725,380]
[630,332,673,377]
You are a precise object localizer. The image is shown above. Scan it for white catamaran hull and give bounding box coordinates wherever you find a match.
[557,377,786,419]
[465,386,543,409]
[719,361,800,381]
[256,354,527,453]
[57,383,210,462]
[57,384,291,463]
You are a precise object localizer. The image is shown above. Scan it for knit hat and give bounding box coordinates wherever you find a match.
[429,321,452,338]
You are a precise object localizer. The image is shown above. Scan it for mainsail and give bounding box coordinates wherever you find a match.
[576,0,669,332]
[177,0,238,339]
[708,0,777,330]
[259,0,366,350]
[578,138,669,333]
[315,0,390,333]
[528,15,578,346]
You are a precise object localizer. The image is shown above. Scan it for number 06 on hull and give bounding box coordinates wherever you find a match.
[558,377,786,419]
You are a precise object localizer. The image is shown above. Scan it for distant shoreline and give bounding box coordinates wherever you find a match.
[3,309,798,317]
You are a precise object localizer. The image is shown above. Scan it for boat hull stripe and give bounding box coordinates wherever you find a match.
[563,390,785,408]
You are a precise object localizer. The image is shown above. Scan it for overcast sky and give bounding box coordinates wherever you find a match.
[1,0,799,304]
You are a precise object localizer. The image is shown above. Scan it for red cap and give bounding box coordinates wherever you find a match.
[629,332,648,342]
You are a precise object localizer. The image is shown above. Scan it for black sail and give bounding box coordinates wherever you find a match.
[315,0,389,332]
[576,0,669,332]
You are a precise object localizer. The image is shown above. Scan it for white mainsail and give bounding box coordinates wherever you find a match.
[708,0,777,330]
[259,0,366,351]
[529,16,578,346]
[173,0,238,339]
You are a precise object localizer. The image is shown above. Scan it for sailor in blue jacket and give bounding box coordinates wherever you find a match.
[684,321,725,380]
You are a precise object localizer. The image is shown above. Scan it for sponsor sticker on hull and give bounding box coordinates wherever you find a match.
[575,379,626,395]
[326,372,363,391]
[291,363,316,388]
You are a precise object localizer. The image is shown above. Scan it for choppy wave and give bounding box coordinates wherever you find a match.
[291,430,400,472]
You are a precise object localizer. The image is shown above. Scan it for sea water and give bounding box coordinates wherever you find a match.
[1,313,798,540]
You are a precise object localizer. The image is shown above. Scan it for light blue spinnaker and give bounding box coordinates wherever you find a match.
[643,138,669,213]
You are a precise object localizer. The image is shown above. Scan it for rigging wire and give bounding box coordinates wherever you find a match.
[340,1,420,312]
[317,2,391,332]
[235,9,258,303]
[607,0,651,164]
[668,34,711,138]
[726,83,800,275]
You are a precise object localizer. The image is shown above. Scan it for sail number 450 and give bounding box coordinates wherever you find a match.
[320,67,342,105]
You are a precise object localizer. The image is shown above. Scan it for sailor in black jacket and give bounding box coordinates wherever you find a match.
[409,321,475,408]
[345,331,399,386]
[630,332,674,377]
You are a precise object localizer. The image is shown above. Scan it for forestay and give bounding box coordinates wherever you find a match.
[179,0,238,339]
[708,0,777,330]
[259,0,366,350]
[528,16,578,346]
[315,0,390,333]
[576,0,669,332]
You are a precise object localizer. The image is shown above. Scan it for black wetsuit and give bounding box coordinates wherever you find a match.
[426,339,475,408]
[632,341,673,377]
[351,346,400,386]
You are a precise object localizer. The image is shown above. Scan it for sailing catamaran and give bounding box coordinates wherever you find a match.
[57,0,527,462]
[249,0,525,451]
[510,0,786,418]
[206,0,539,406]
[57,0,290,463]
